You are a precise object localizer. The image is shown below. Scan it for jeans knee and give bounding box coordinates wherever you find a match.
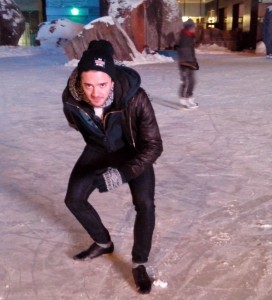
[134,199,155,214]
[64,195,78,211]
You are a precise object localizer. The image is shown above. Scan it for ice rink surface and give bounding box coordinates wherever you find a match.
[0,48,272,299]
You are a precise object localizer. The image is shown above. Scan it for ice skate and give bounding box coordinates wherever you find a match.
[73,242,114,260]
[188,97,199,108]
[132,265,152,294]
[180,97,198,109]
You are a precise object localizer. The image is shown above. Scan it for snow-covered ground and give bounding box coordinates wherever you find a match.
[0,45,271,299]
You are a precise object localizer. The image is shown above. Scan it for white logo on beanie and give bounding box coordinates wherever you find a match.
[94,58,106,68]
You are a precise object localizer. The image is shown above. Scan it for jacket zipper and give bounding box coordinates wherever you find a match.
[129,97,136,148]
[66,102,93,121]
[67,102,136,148]
[102,110,121,129]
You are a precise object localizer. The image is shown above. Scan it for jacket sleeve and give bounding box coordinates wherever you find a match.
[62,86,79,130]
[119,90,163,181]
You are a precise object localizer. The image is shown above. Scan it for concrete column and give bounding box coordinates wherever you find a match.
[248,0,259,49]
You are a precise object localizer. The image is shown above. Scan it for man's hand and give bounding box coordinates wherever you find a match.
[95,167,125,192]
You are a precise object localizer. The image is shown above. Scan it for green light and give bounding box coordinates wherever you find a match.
[71,7,80,16]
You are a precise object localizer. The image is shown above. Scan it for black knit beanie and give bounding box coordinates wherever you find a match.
[77,39,116,80]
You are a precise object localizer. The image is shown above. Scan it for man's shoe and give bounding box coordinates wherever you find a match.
[188,97,199,108]
[132,265,152,294]
[73,242,114,260]
[180,97,198,109]
[180,97,190,109]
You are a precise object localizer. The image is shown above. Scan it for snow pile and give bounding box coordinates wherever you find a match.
[84,16,115,30]
[108,0,180,23]
[36,19,84,48]
[196,42,267,56]
[64,52,173,68]
[164,0,181,21]
[125,52,174,65]
[196,43,231,54]
[0,0,25,45]
[0,0,24,27]
[109,0,144,11]
[108,0,145,23]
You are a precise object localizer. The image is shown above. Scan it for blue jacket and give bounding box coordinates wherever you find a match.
[263,6,272,54]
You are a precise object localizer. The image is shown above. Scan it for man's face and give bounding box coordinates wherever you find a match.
[80,70,113,107]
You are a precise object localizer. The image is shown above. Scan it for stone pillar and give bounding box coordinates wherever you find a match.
[248,0,259,50]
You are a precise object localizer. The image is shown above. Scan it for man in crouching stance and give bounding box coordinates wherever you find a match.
[62,40,163,294]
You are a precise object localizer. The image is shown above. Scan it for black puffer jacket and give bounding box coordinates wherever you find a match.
[62,65,163,181]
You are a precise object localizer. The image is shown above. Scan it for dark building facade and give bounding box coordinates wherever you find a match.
[14,0,272,50]
[45,0,99,24]
[178,0,272,50]
[14,0,100,45]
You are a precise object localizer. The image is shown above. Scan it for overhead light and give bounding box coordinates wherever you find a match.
[71,7,80,16]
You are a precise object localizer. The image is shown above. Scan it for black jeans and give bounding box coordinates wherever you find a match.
[179,66,195,98]
[64,145,156,264]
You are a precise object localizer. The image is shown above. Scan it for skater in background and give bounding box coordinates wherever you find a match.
[262,5,272,59]
[178,18,199,109]
[62,40,163,294]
